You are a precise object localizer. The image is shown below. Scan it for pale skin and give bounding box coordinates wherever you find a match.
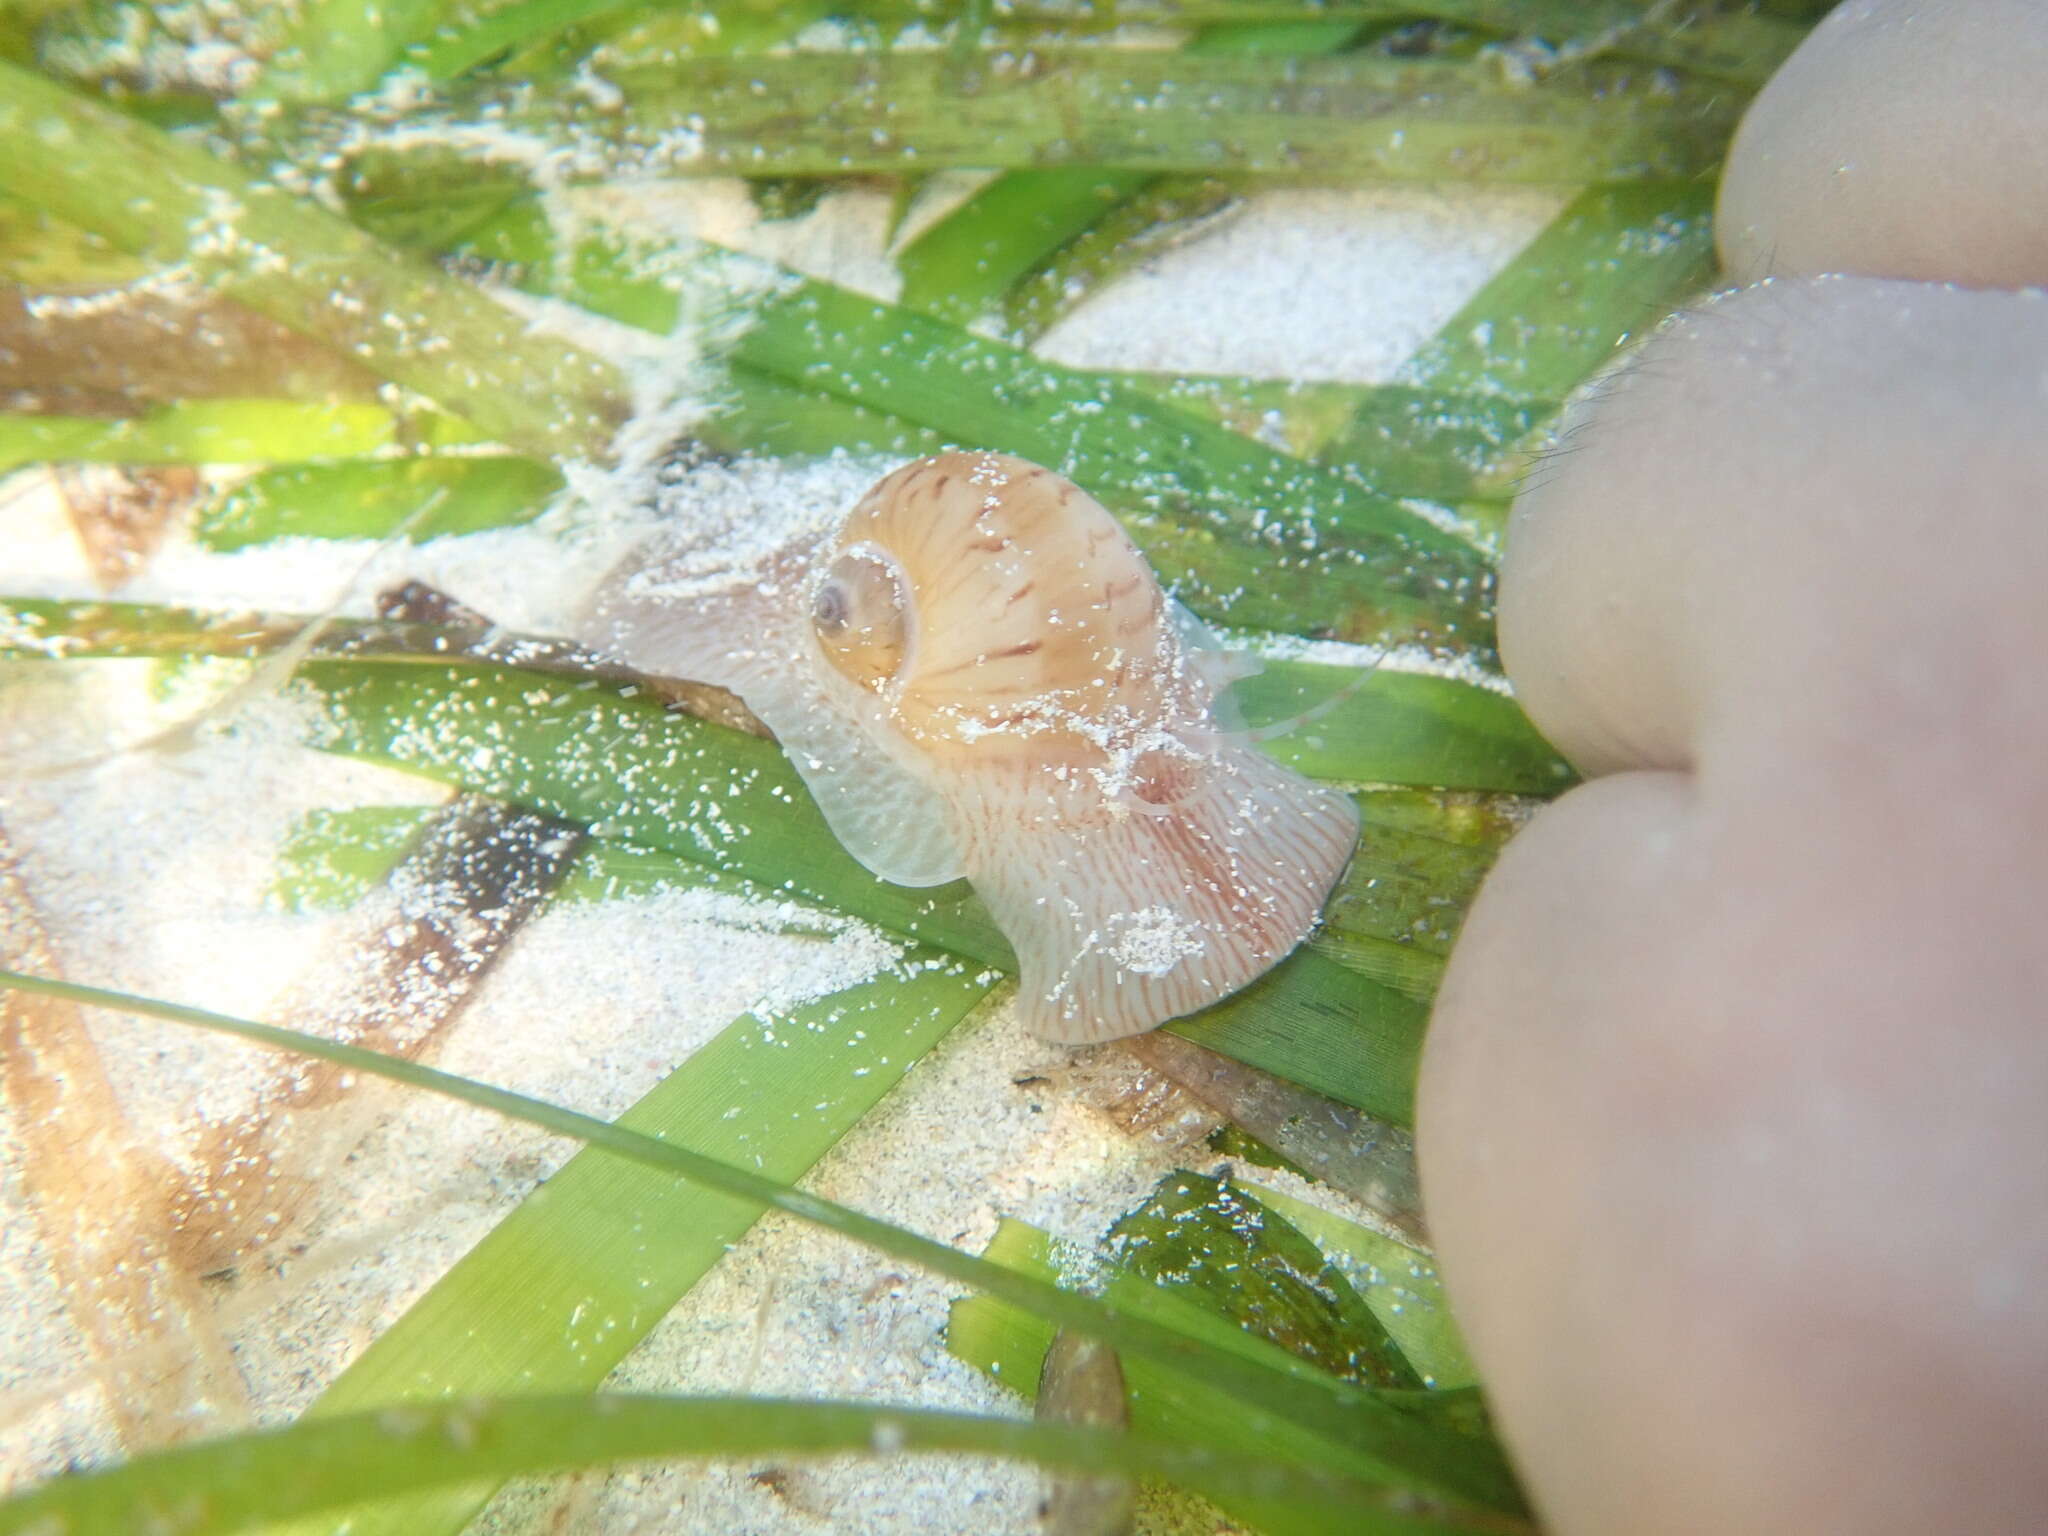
[1417,3,2048,1533]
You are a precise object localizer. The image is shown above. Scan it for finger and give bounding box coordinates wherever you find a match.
[1426,230,2048,1536]
[1717,0,2048,288]
[1500,276,2048,780]
[1421,763,2048,1536]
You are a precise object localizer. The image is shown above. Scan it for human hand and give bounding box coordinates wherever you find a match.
[1418,4,2048,1531]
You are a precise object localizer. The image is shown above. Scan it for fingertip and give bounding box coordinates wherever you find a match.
[1500,277,2048,780]
[1717,0,2048,288]
[1423,757,2048,1535]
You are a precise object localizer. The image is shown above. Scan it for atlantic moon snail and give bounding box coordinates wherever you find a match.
[578,450,1360,1043]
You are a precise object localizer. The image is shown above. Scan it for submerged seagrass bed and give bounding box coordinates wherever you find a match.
[0,5,1812,1532]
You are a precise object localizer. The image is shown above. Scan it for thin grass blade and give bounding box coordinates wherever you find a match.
[948,1217,1521,1536]
[270,956,993,1536]
[0,1392,1479,1536]
[0,62,630,462]
[274,805,830,932]
[0,970,1531,1514]
[277,51,1748,183]
[290,656,1430,1117]
[194,456,560,549]
[1390,178,1717,403]
[0,399,394,471]
[455,200,1500,655]
[896,18,1365,328]
[1249,1184,1476,1390]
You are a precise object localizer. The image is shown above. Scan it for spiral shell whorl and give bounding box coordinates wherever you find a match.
[818,451,1177,757]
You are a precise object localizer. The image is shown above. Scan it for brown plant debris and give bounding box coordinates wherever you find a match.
[0,288,383,416]
[1063,1046,1222,1151]
[53,463,201,590]
[1036,1329,1134,1536]
[1124,1029,1425,1245]
[165,792,584,1274]
[378,580,771,739]
[0,816,252,1448]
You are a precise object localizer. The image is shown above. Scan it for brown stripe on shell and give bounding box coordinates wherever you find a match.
[673,449,1371,1040]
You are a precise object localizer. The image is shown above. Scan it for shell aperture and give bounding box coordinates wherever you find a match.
[579,451,1360,1042]
[812,544,911,693]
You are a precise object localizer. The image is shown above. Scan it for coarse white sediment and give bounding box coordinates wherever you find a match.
[0,166,1541,1531]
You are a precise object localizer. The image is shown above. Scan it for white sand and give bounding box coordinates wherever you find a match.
[0,175,1557,1530]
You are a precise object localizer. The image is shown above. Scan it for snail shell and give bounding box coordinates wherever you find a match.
[580,451,1359,1042]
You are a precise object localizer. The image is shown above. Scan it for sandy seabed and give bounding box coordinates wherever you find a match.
[0,177,1561,1533]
